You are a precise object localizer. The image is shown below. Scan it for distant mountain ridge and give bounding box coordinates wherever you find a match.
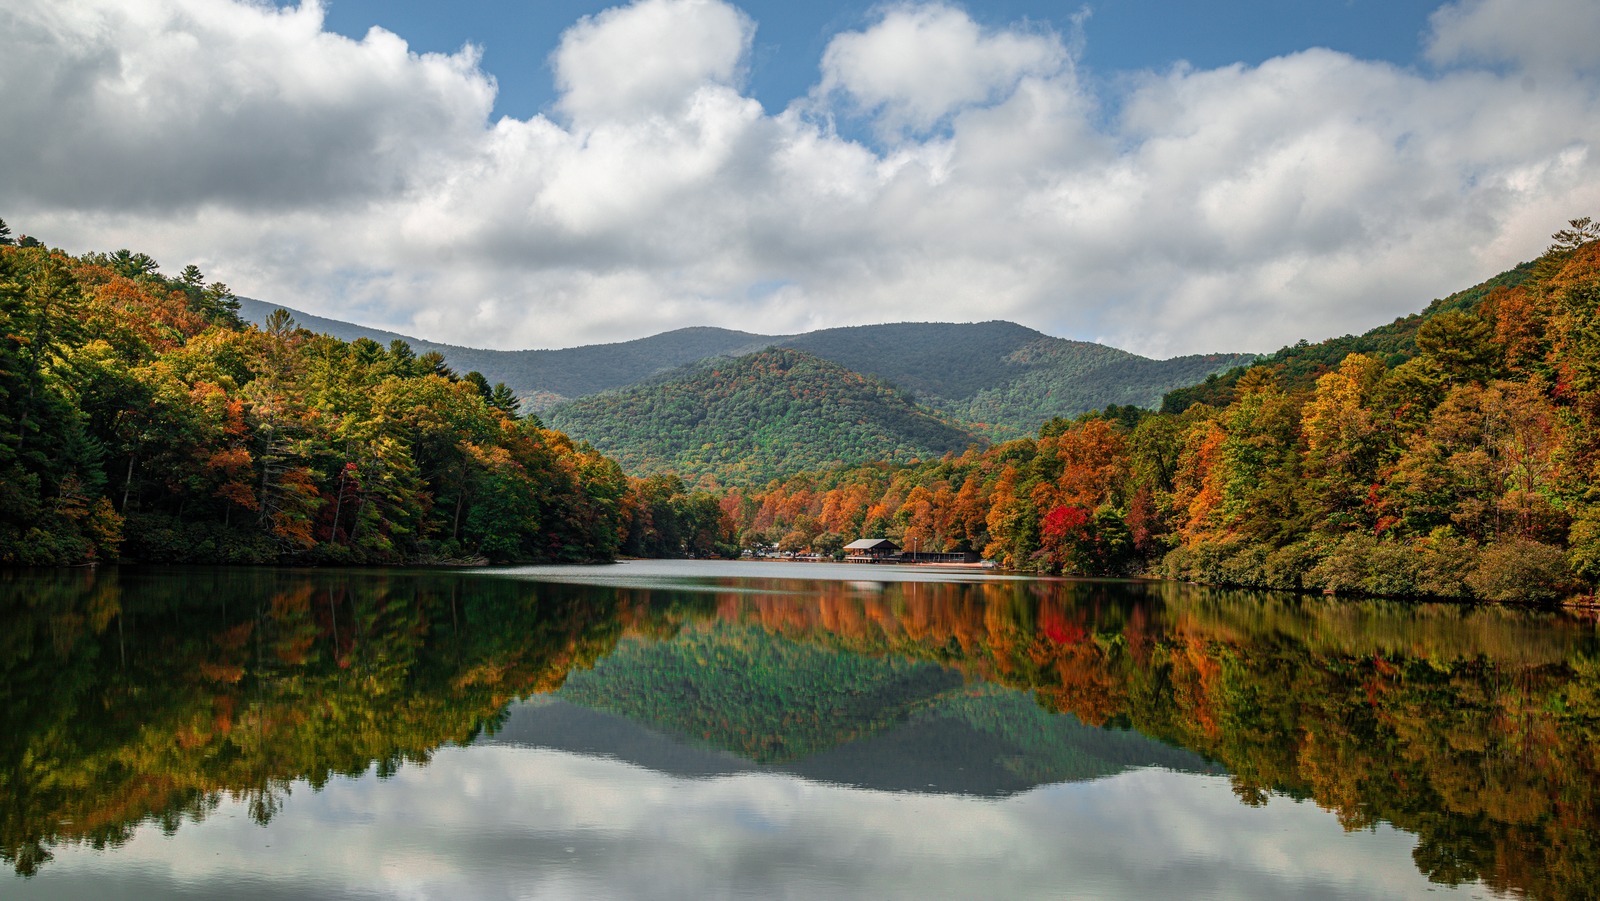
[236,298,1253,437]
[236,297,772,404]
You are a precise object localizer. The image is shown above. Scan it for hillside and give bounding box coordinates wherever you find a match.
[778,321,1254,437]
[237,297,769,405]
[944,340,1255,435]
[727,227,1600,603]
[1161,261,1536,412]
[779,320,1067,399]
[543,347,981,485]
[0,242,629,567]
[238,301,1252,433]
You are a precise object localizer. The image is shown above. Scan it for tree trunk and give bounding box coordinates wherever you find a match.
[121,454,136,512]
[332,468,345,544]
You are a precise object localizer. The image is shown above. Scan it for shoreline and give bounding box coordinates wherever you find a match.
[10,557,1598,611]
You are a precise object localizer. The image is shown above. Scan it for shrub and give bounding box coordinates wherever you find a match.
[1162,538,1309,588]
[1303,531,1475,599]
[1306,534,1376,595]
[1467,538,1572,603]
[123,513,279,564]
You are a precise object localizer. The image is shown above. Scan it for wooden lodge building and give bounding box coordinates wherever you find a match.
[843,538,900,561]
[843,538,979,564]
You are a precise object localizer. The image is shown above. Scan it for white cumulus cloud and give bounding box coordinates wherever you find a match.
[554,0,755,125]
[815,3,1071,138]
[2,0,1599,359]
[0,0,493,211]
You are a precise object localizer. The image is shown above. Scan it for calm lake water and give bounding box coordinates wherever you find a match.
[2,560,1596,900]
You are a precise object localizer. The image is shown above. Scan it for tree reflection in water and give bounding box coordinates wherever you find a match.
[0,566,1595,898]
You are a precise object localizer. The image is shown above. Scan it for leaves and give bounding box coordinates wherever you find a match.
[0,237,628,565]
[721,223,1600,599]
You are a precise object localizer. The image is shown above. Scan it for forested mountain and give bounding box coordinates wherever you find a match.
[721,222,1600,602]
[944,339,1255,436]
[238,301,1251,432]
[0,228,642,565]
[780,321,1054,397]
[544,348,980,486]
[778,321,1255,437]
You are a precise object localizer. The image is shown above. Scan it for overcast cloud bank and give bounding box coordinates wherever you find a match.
[2,0,1597,356]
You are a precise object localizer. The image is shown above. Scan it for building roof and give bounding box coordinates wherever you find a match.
[844,538,899,551]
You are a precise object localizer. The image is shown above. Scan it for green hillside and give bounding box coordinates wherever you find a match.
[948,341,1256,436]
[774,323,1248,435]
[780,320,1065,399]
[543,347,981,485]
[1161,261,1536,412]
[780,321,1254,436]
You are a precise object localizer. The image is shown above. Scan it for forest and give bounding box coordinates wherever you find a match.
[720,222,1600,602]
[545,347,978,485]
[8,214,1600,603]
[0,217,726,566]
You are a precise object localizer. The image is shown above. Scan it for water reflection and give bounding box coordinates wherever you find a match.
[1,564,1596,899]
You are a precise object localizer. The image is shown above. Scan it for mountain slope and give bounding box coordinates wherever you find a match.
[940,339,1254,435]
[778,320,1065,400]
[496,326,774,401]
[1160,261,1536,412]
[543,347,980,485]
[776,321,1254,436]
[238,301,1252,433]
[237,297,771,404]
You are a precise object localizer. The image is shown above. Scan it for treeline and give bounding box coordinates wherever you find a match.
[724,223,1600,602]
[0,220,719,565]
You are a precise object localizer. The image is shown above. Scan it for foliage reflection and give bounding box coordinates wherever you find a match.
[0,567,1595,899]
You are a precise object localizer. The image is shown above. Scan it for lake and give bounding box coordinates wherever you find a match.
[2,561,1596,900]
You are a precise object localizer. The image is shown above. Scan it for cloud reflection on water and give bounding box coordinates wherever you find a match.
[15,745,1495,901]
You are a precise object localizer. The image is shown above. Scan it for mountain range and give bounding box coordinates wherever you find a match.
[242,246,1547,489]
[236,298,1255,481]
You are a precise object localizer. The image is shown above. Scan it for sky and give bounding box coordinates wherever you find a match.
[3,0,1599,357]
[305,1,1450,122]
